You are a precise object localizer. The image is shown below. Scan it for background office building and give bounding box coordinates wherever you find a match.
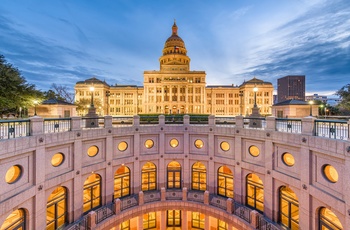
[75,22,274,117]
[277,75,305,103]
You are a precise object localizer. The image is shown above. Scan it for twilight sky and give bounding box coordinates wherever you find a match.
[0,0,349,96]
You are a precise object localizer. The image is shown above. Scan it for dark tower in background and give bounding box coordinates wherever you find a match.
[277,75,305,103]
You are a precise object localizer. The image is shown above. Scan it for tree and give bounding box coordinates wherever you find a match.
[48,83,74,103]
[336,84,350,114]
[0,55,43,118]
[75,98,103,116]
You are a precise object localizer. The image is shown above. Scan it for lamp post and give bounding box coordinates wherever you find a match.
[253,86,258,108]
[33,100,38,116]
[106,90,110,115]
[309,100,314,116]
[90,86,95,108]
[319,104,324,117]
[239,90,243,115]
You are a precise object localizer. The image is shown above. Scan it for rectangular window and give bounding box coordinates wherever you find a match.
[143,212,156,230]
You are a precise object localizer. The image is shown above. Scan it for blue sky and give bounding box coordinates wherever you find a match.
[0,0,349,96]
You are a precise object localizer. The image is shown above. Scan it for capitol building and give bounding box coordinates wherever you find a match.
[0,22,349,230]
[75,21,273,117]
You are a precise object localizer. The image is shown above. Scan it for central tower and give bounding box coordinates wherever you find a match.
[143,21,206,114]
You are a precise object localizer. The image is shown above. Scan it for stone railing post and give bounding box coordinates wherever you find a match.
[133,115,140,126]
[208,115,215,127]
[114,198,121,214]
[87,211,96,230]
[139,191,144,205]
[159,115,165,126]
[266,116,276,131]
[70,116,82,131]
[235,116,244,128]
[301,116,316,136]
[161,187,166,201]
[250,210,259,229]
[182,187,187,201]
[183,115,190,126]
[226,198,233,214]
[204,191,209,205]
[30,116,44,135]
[104,115,113,128]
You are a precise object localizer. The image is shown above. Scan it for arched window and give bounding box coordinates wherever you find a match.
[141,162,157,191]
[319,207,343,230]
[192,162,206,191]
[167,161,182,189]
[246,173,264,212]
[0,209,25,230]
[218,166,234,198]
[114,166,130,199]
[83,174,101,213]
[143,212,156,230]
[279,186,299,229]
[46,186,67,230]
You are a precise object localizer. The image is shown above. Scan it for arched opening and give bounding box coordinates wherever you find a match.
[167,161,181,189]
[0,209,26,230]
[46,186,67,230]
[218,166,234,198]
[279,186,299,229]
[246,173,264,212]
[192,162,206,191]
[319,207,343,230]
[83,174,101,213]
[114,166,130,199]
[141,162,157,191]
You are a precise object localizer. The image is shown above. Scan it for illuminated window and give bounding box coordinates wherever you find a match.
[282,152,295,167]
[319,207,343,230]
[83,174,101,213]
[218,219,228,230]
[5,165,22,184]
[249,145,260,157]
[170,138,179,148]
[118,141,128,152]
[218,166,234,198]
[323,164,339,183]
[46,187,67,230]
[167,161,181,189]
[194,139,204,149]
[0,209,25,230]
[246,173,264,212]
[120,220,130,230]
[167,210,181,227]
[141,162,157,191]
[144,139,154,149]
[114,166,130,199]
[192,212,205,229]
[87,145,99,157]
[220,141,230,152]
[143,212,156,230]
[192,162,206,191]
[279,186,299,229]
[51,153,65,167]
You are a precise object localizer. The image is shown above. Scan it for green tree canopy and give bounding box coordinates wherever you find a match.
[0,55,43,117]
[336,83,350,114]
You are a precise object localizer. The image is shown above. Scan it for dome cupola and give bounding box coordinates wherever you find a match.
[163,20,187,56]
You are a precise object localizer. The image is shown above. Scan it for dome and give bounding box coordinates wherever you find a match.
[163,21,186,51]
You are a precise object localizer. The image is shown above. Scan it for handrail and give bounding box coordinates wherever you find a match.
[314,119,348,140]
[0,119,30,139]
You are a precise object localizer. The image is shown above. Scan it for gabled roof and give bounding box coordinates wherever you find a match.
[239,77,272,87]
[42,98,75,105]
[76,77,109,86]
[273,99,309,106]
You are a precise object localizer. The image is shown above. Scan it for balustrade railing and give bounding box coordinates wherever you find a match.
[143,190,161,203]
[166,190,183,200]
[256,213,280,230]
[165,115,184,124]
[187,190,205,203]
[65,215,88,230]
[314,119,349,140]
[95,202,115,224]
[215,117,236,126]
[81,117,105,129]
[233,202,251,223]
[243,117,266,130]
[209,194,228,210]
[120,194,138,211]
[112,116,133,126]
[0,119,30,139]
[189,115,209,125]
[275,118,302,133]
[44,118,71,133]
